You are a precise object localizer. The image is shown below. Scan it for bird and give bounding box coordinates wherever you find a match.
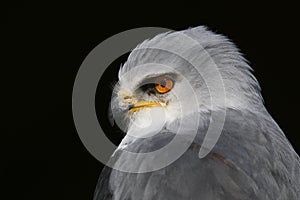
[93,26,300,200]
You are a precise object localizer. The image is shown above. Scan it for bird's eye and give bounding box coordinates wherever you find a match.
[155,76,173,94]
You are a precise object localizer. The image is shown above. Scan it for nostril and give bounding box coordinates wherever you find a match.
[127,104,134,110]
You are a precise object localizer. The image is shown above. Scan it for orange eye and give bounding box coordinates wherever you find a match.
[155,77,173,94]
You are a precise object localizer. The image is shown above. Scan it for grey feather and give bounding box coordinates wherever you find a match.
[94,109,300,200]
[94,26,300,200]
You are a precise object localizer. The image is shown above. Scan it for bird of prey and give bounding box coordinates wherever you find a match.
[93,26,300,200]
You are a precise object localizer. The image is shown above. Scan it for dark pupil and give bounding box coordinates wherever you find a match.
[160,80,166,88]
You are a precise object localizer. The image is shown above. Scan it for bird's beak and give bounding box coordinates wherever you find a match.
[129,101,162,112]
[119,91,166,113]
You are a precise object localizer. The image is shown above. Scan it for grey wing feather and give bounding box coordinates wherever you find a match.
[93,166,113,200]
[94,109,300,200]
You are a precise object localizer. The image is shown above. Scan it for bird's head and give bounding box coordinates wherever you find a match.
[110,26,264,140]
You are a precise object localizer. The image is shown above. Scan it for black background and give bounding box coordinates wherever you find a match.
[3,2,300,199]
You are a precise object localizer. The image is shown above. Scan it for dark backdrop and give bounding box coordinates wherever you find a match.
[3,2,299,200]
